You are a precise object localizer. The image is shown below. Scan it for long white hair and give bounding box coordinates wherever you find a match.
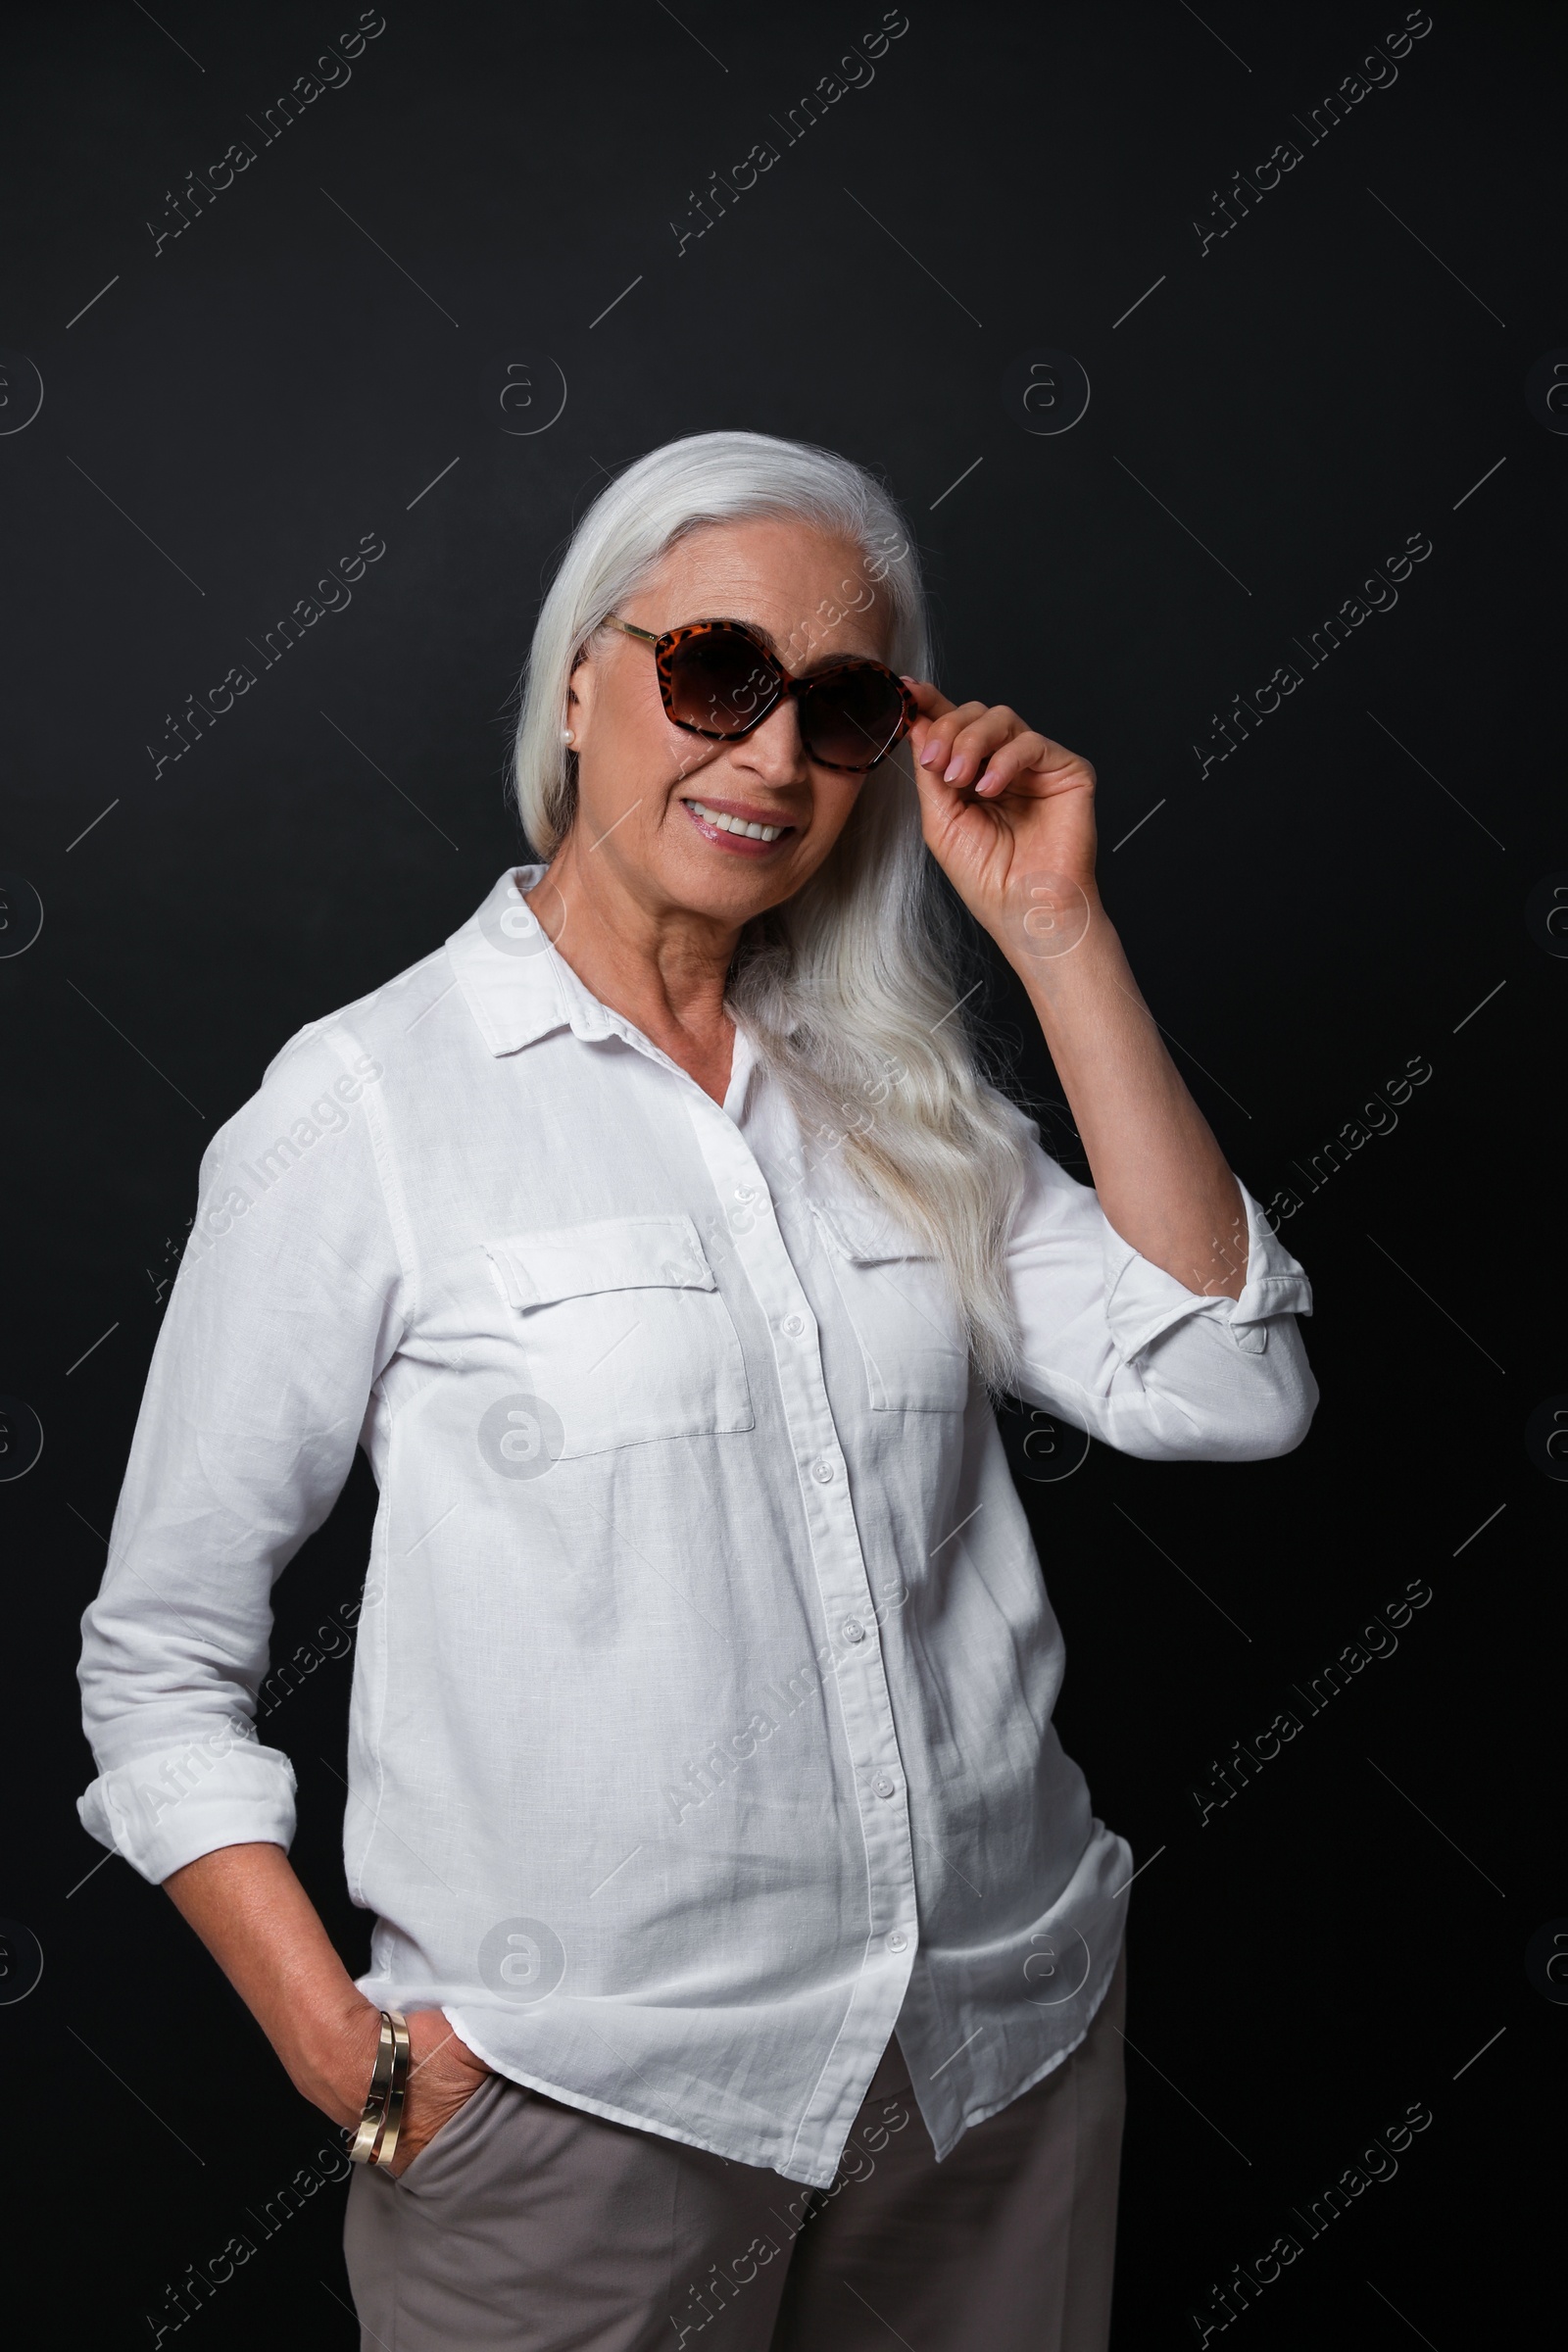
[512,430,1035,1390]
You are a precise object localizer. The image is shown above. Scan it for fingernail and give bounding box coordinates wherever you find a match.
[943,758,964,782]
[920,739,945,768]
[974,768,997,793]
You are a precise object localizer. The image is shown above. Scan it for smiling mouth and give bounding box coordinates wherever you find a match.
[679,797,796,851]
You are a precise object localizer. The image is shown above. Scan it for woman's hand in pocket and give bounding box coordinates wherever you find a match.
[385,2011,492,2177]
[163,1850,495,2176]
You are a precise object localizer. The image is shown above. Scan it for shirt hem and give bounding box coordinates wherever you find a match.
[922,1918,1126,2164]
[439,2005,840,2189]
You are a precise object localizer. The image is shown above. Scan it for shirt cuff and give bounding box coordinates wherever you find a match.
[1103,1181,1314,1365]
[77,1730,298,1886]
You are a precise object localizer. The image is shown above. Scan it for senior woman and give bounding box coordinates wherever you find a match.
[77,430,1314,2351]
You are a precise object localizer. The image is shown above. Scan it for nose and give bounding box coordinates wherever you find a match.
[734,692,809,785]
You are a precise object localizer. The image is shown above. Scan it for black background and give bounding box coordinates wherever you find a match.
[2,1,1561,2342]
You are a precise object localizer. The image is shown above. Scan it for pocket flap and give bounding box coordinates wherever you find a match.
[485,1214,716,1310]
[809,1199,934,1267]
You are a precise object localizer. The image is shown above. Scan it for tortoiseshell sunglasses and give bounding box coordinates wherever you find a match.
[606,615,917,773]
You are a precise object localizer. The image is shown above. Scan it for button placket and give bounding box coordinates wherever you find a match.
[680,1086,922,1988]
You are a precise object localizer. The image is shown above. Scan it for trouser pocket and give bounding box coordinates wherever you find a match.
[393,2070,519,2197]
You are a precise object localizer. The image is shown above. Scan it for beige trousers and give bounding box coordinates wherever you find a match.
[345,1942,1127,2351]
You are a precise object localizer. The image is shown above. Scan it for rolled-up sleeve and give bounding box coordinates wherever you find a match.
[1006,1143,1317,1461]
[76,1022,409,1883]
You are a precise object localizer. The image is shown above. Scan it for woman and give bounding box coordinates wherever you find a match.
[78,430,1315,2351]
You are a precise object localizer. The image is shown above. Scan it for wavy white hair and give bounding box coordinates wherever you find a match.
[512,430,1034,1389]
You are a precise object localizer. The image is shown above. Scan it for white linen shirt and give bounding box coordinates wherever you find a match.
[77,866,1316,2188]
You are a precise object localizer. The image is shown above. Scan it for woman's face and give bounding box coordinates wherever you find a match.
[562,516,894,931]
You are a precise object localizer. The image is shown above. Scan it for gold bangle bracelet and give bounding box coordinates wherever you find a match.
[368,2011,411,2168]
[347,2012,399,2164]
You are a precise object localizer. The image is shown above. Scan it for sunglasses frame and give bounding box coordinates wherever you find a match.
[605,615,917,773]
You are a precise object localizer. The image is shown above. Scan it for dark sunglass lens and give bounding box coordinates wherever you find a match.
[801,667,906,767]
[667,631,779,735]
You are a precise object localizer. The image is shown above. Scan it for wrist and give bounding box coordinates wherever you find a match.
[286,1986,384,2126]
[1001,876,1115,1003]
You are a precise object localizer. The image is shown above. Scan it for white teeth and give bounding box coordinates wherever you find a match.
[686,799,785,843]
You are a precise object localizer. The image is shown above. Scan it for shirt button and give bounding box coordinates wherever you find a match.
[887,1930,908,1953]
[872,1772,896,1799]
[781,1312,806,1339]
[734,1184,756,1202]
[811,1460,835,1485]
[842,1618,864,1643]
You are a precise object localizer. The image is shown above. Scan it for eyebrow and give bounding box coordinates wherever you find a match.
[709,614,782,657]
[704,615,882,677]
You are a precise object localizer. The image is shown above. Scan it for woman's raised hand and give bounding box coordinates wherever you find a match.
[903,677,1100,966]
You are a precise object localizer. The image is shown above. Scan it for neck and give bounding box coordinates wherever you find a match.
[525,829,739,1101]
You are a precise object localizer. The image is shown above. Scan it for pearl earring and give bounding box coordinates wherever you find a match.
[561,728,574,744]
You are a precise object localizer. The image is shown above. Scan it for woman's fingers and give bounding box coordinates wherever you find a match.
[915,701,994,779]
[941,709,1021,784]
[903,681,1093,806]
[967,727,1095,800]
[972,732,1057,795]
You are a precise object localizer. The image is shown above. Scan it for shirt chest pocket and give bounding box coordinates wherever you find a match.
[809,1201,971,1416]
[482,1215,754,1459]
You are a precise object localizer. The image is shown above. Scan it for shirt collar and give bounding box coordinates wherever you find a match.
[723,1021,758,1120]
[447,866,619,1056]
[447,871,757,1099]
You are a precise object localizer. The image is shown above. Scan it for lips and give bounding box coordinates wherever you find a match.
[679,796,797,856]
